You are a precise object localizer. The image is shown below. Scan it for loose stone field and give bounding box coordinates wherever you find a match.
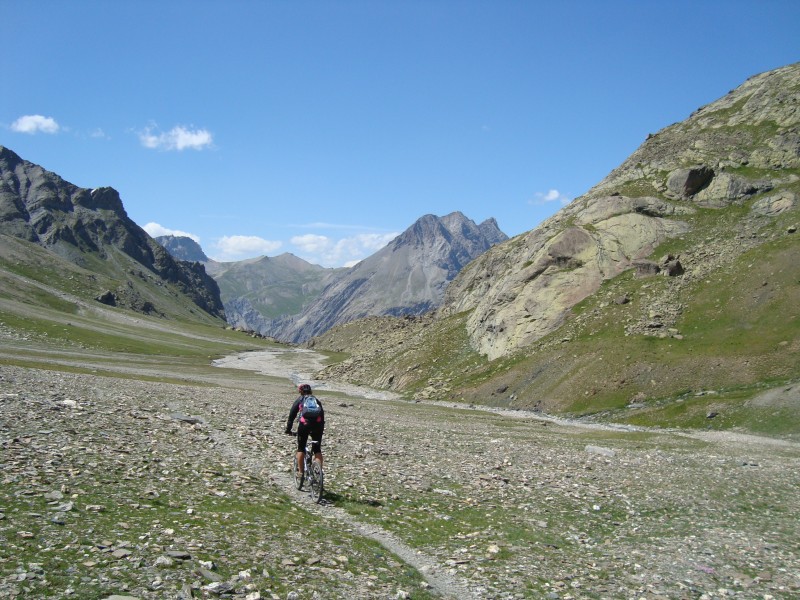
[1,349,799,599]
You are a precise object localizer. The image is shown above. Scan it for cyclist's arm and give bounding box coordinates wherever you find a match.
[285,397,301,432]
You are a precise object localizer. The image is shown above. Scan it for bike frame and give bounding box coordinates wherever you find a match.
[291,433,324,503]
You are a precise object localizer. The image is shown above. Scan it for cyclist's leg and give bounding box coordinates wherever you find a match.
[311,424,323,468]
[296,424,310,475]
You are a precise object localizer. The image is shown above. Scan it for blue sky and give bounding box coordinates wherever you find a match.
[2,1,799,267]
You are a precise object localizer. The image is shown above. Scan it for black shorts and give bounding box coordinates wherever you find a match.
[297,421,324,453]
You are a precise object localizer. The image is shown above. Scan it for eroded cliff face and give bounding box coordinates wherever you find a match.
[441,196,693,358]
[441,62,799,360]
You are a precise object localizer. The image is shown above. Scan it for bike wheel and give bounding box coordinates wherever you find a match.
[292,455,303,490]
[309,460,324,503]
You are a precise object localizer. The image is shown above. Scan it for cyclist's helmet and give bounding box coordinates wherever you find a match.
[298,383,312,395]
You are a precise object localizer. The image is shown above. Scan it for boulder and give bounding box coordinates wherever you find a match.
[96,290,117,306]
[633,260,660,278]
[693,172,773,207]
[662,259,684,277]
[751,191,797,216]
[666,166,714,197]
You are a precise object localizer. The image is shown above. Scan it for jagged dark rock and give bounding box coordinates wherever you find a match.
[666,165,715,197]
[0,146,225,320]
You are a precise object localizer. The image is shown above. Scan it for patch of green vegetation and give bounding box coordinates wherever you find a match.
[0,308,271,358]
[725,164,787,179]
[615,178,664,198]
[0,457,435,599]
[700,94,751,122]
[621,378,800,435]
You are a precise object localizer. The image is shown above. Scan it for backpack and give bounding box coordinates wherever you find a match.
[300,395,322,423]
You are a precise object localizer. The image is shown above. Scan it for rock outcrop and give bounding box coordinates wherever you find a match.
[155,234,209,262]
[438,61,800,360]
[441,196,692,358]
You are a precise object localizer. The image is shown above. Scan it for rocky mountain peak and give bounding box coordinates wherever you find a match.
[0,146,225,319]
[261,211,508,342]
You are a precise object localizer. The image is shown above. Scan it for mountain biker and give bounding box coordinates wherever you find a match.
[284,383,324,478]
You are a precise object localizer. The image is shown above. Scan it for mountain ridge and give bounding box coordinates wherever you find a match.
[157,212,507,341]
[0,145,225,321]
[261,211,507,342]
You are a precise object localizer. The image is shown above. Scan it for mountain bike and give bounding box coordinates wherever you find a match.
[290,434,324,503]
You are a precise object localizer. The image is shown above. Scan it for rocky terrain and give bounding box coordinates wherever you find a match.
[2,347,799,599]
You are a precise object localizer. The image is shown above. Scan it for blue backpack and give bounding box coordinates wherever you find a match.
[300,395,322,423]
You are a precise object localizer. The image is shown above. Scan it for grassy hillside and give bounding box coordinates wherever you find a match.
[0,234,275,378]
[214,262,334,320]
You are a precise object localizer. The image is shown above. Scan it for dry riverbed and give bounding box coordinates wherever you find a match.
[2,348,799,599]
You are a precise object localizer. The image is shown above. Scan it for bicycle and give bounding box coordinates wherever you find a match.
[290,433,324,503]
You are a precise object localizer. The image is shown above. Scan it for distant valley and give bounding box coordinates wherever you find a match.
[157,211,508,342]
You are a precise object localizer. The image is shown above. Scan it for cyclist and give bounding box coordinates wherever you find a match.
[284,383,325,478]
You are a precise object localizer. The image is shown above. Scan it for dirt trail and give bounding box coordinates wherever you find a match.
[213,349,400,400]
[208,420,480,599]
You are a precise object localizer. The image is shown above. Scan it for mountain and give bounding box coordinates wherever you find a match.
[265,211,507,343]
[311,62,800,431]
[204,253,346,332]
[441,61,799,360]
[152,236,348,332]
[153,236,346,333]
[155,234,209,262]
[0,146,225,321]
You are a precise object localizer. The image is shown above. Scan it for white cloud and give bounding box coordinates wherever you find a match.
[530,189,571,206]
[291,232,398,267]
[139,124,213,151]
[142,222,200,242]
[214,235,282,261]
[291,234,331,254]
[352,232,399,252]
[11,114,60,134]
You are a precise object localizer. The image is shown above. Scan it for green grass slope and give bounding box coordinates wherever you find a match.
[0,233,275,377]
